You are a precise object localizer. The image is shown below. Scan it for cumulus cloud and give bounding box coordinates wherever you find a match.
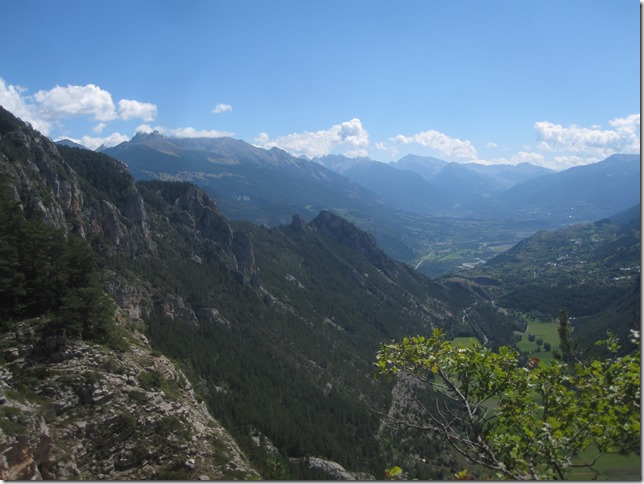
[34,83,118,121]
[465,114,641,170]
[552,155,588,168]
[0,80,29,117]
[373,141,400,160]
[212,103,232,114]
[135,124,234,138]
[391,129,478,161]
[535,114,639,157]
[254,118,369,158]
[0,79,158,138]
[486,151,546,166]
[344,149,369,158]
[118,99,157,121]
[0,78,52,134]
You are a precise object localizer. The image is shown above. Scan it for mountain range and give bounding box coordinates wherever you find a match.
[0,105,640,479]
[98,131,639,277]
[102,132,385,226]
[105,133,641,225]
[0,106,519,479]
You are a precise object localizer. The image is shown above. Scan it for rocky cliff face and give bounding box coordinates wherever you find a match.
[0,108,151,256]
[0,107,260,315]
[0,106,259,480]
[0,314,258,480]
[0,112,82,232]
[138,180,260,287]
[310,210,401,282]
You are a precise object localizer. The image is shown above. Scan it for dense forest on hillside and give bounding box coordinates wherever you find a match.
[0,185,122,350]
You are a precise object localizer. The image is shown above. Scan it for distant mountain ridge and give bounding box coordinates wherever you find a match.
[313,152,637,222]
[101,131,640,277]
[55,138,89,150]
[314,155,454,214]
[103,132,387,225]
[7,105,640,280]
[462,161,555,188]
[393,153,448,179]
[500,154,641,221]
[104,131,640,226]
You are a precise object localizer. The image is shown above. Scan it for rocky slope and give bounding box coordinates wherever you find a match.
[0,314,258,480]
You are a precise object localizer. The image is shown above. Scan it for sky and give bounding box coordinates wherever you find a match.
[0,0,639,170]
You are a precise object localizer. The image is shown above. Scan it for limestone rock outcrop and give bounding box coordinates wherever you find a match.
[0,317,258,480]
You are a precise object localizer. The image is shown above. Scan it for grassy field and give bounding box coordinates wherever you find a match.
[568,446,641,481]
[451,336,479,347]
[514,318,560,363]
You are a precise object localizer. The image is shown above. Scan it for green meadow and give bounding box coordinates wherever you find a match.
[568,446,641,481]
[515,318,561,363]
[451,336,479,347]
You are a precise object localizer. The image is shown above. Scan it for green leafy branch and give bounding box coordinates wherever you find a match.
[375,328,640,480]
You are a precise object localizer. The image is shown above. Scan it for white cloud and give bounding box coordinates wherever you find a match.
[84,132,130,149]
[373,141,399,161]
[391,129,478,161]
[0,79,29,118]
[608,113,640,151]
[254,118,369,158]
[552,155,588,168]
[485,141,498,149]
[135,124,155,134]
[608,113,640,130]
[212,103,232,114]
[254,132,270,144]
[0,78,52,134]
[56,132,130,150]
[344,149,369,158]
[118,99,157,121]
[135,124,234,138]
[0,79,158,139]
[487,151,546,166]
[532,114,640,169]
[535,114,639,155]
[512,151,545,164]
[34,83,118,121]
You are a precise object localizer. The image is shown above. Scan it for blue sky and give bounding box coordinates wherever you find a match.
[0,0,639,169]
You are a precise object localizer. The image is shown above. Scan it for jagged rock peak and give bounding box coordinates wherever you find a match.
[138,180,259,287]
[310,210,380,253]
[289,213,307,234]
[309,210,400,280]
